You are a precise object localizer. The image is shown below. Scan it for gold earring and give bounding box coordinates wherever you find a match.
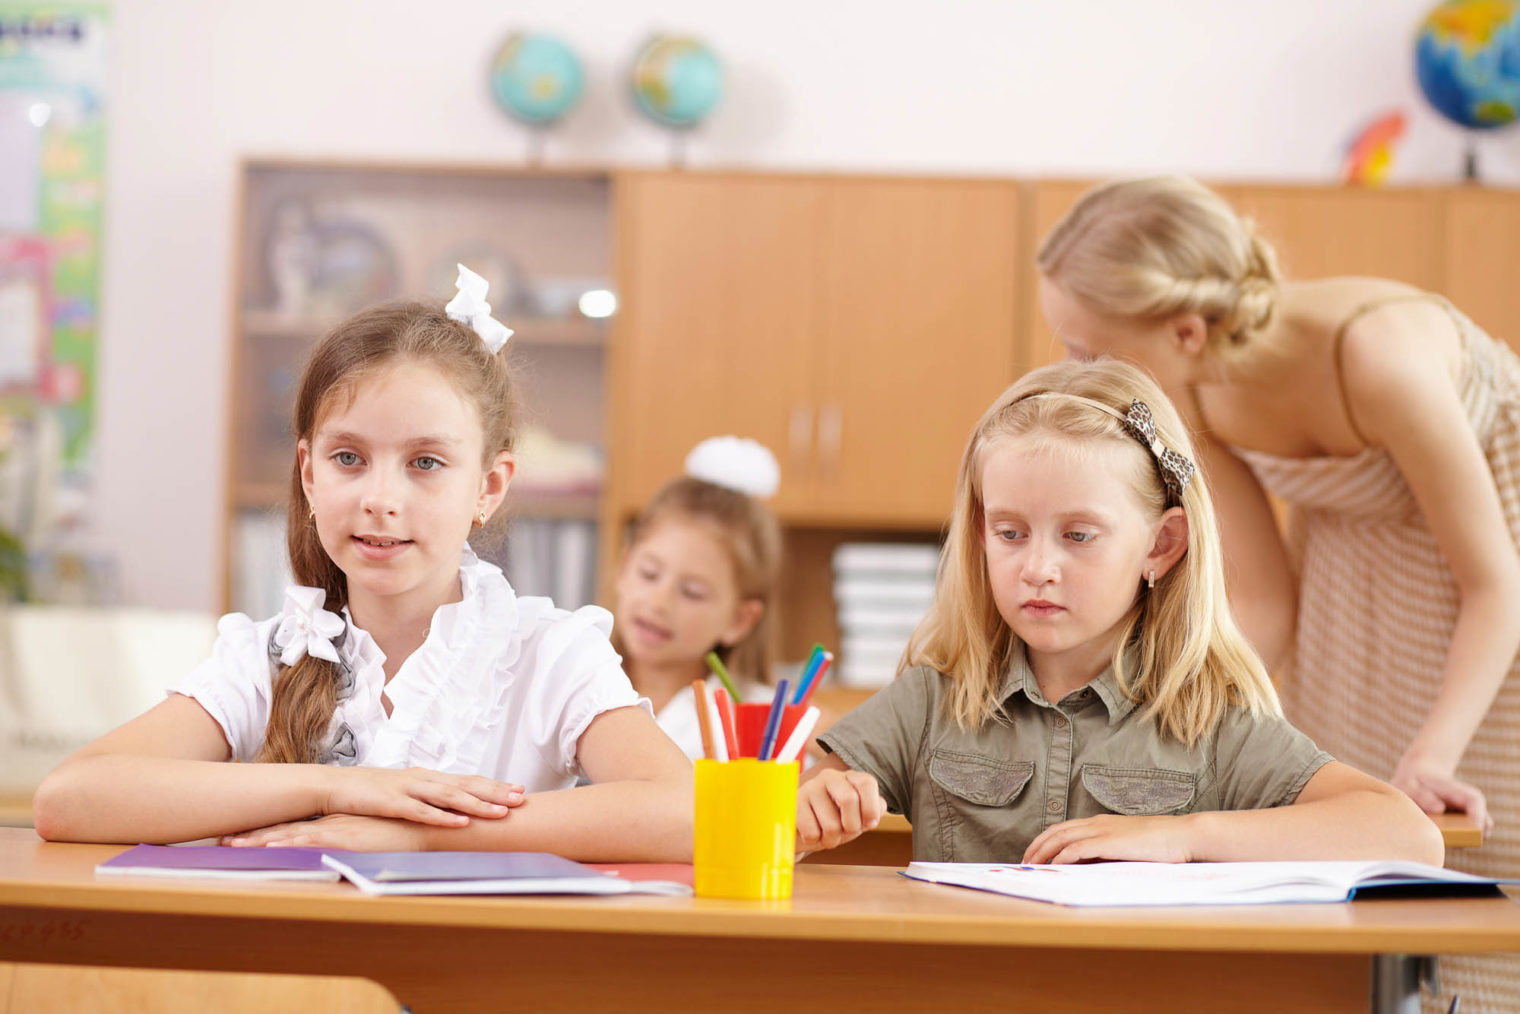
[1147,570,1156,590]
[473,510,487,529]
[307,505,316,522]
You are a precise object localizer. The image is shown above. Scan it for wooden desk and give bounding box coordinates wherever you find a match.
[3,830,1519,1014]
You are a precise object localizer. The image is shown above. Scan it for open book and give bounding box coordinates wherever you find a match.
[321,851,692,897]
[96,844,343,882]
[903,860,1516,907]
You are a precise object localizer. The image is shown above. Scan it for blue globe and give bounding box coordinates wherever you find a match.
[491,33,584,126]
[1415,0,1520,130]
[630,35,723,129]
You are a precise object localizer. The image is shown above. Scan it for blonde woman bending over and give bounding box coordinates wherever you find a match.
[1037,176,1520,1012]
[798,359,1440,869]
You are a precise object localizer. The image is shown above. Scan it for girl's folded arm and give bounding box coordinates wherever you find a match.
[33,694,522,845]
[1187,761,1445,865]
[412,705,695,862]
[33,694,327,844]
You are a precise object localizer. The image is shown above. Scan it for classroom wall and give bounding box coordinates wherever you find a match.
[98,0,1520,612]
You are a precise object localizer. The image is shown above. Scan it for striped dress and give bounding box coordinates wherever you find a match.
[1237,295,1520,1014]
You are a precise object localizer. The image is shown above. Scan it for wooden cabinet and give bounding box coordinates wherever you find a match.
[1229,185,1442,289]
[224,166,1520,670]
[607,172,1021,531]
[811,178,1021,524]
[608,174,822,520]
[1439,189,1520,353]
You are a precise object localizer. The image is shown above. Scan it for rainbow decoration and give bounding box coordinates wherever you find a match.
[1342,109,1407,186]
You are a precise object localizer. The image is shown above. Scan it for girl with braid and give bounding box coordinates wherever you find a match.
[36,267,691,860]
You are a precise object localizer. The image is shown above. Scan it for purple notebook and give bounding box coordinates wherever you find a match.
[96,844,345,881]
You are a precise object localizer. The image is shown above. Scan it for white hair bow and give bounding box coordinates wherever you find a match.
[445,263,514,353]
[685,436,781,498]
[271,586,346,667]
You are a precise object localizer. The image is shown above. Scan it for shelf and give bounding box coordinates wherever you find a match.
[508,490,600,520]
[241,311,607,347]
[234,482,290,510]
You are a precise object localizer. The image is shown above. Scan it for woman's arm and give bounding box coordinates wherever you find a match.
[1023,762,1444,865]
[226,706,695,860]
[33,695,520,844]
[1191,430,1298,671]
[1342,306,1520,821]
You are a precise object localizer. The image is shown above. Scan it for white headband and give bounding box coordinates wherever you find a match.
[445,263,514,353]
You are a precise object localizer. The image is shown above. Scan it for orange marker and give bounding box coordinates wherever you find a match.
[692,679,717,761]
[713,686,740,759]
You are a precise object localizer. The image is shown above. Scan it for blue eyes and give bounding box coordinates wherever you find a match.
[329,453,444,471]
[993,529,1095,543]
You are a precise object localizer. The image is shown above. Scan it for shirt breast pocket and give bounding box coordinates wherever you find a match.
[1080,765,1197,816]
[926,750,1034,860]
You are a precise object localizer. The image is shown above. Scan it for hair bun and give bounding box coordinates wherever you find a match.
[685,436,781,498]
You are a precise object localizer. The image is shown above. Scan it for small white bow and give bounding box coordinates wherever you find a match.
[271,586,346,667]
[445,263,514,353]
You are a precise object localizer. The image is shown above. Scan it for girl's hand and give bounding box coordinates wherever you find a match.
[1391,751,1493,833]
[322,766,525,827]
[1022,814,1195,865]
[796,768,886,852]
[223,813,426,852]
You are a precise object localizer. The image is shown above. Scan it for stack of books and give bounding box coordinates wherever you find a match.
[831,542,940,688]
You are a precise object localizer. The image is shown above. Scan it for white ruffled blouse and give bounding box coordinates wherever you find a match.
[171,549,648,792]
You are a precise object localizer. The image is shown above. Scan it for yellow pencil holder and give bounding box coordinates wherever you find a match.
[693,758,800,901]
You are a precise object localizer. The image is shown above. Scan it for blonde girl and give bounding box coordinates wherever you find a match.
[612,437,782,759]
[798,359,1441,869]
[35,267,692,859]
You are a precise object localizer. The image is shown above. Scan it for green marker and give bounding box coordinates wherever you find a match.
[704,650,741,702]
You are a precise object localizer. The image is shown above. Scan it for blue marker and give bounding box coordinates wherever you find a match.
[791,645,825,704]
[756,678,790,761]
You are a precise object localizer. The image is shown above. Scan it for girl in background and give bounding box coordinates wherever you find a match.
[35,267,691,860]
[1037,175,1519,1013]
[800,359,1441,870]
[612,437,782,760]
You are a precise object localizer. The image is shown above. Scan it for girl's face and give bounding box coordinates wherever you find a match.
[979,434,1181,680]
[614,517,759,676]
[1038,276,1199,393]
[299,360,512,620]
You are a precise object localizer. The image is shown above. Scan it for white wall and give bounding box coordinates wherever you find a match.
[99,0,1520,611]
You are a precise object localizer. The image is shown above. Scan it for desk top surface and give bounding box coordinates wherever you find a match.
[2,829,1518,956]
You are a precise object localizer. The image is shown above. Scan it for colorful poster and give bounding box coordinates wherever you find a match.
[0,4,110,601]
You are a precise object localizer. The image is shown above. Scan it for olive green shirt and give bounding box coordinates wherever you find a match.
[816,650,1332,862]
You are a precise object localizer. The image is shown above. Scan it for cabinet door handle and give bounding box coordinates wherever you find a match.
[818,404,842,479]
[789,403,813,478]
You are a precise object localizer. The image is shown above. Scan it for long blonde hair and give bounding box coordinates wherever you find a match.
[260,300,518,764]
[1037,175,1282,357]
[905,358,1278,746]
[612,476,782,686]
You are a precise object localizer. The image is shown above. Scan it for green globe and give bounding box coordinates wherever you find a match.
[1415,0,1520,130]
[491,33,584,126]
[630,35,723,129]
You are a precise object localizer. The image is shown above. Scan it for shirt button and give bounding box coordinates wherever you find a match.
[1047,800,1062,813]
[1053,715,1068,729]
